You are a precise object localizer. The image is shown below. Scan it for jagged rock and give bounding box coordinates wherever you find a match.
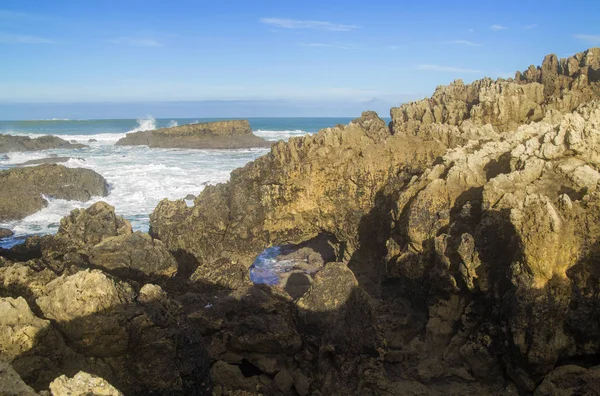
[391,48,600,147]
[49,371,124,396]
[0,361,37,396]
[0,134,87,153]
[115,120,270,149]
[0,164,109,221]
[151,111,444,288]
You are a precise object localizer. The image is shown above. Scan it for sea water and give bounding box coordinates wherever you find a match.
[0,116,356,249]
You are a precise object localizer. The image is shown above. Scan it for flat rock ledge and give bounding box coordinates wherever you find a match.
[115,119,271,149]
[0,134,87,153]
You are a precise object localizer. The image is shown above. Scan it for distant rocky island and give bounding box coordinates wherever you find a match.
[0,134,87,152]
[2,48,600,395]
[115,119,271,149]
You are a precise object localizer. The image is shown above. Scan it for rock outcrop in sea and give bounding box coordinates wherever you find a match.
[115,119,271,149]
[2,48,600,395]
[0,134,87,152]
[0,164,109,221]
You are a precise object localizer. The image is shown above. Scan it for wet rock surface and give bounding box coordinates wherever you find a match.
[115,119,271,149]
[0,164,109,221]
[0,134,87,153]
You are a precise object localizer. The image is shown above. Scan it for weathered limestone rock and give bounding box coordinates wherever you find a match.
[151,111,445,287]
[49,371,124,396]
[88,231,178,281]
[0,134,87,153]
[391,48,600,147]
[36,269,136,357]
[534,365,600,395]
[115,119,270,149]
[0,361,37,396]
[0,164,109,221]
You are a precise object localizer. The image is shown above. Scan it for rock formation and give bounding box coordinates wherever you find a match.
[0,164,109,221]
[2,48,600,395]
[147,48,600,395]
[115,119,271,149]
[0,134,87,153]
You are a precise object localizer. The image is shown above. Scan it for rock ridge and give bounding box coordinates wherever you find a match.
[115,119,271,149]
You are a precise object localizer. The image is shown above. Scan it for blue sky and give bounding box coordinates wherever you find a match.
[0,0,599,119]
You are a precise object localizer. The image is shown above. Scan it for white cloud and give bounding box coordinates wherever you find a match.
[490,25,507,31]
[109,37,162,47]
[445,40,482,47]
[260,18,356,31]
[301,42,358,50]
[0,33,54,44]
[523,24,537,30]
[573,34,600,44]
[416,64,483,74]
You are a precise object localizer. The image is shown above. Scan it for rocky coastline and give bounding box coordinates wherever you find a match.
[1,48,600,395]
[115,119,271,149]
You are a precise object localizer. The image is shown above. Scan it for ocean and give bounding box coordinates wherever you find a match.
[0,116,362,249]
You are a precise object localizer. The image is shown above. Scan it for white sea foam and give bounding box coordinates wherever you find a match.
[130,115,157,132]
[254,129,309,141]
[168,120,179,128]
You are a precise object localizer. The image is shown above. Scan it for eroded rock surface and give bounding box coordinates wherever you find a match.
[115,119,270,149]
[3,48,600,396]
[0,164,109,221]
[49,371,124,396]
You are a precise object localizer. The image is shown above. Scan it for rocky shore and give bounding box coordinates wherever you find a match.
[0,134,87,152]
[115,119,271,149]
[1,48,600,395]
[0,164,109,221]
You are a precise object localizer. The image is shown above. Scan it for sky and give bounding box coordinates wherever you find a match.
[0,0,599,119]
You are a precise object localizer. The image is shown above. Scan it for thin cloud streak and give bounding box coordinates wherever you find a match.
[0,33,54,44]
[260,18,356,31]
[109,37,163,47]
[445,40,482,47]
[573,34,600,44]
[490,25,507,31]
[523,24,537,30]
[416,64,483,74]
[301,42,358,50]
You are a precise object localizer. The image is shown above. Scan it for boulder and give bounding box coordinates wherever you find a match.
[35,269,136,357]
[41,201,131,262]
[0,164,109,221]
[0,227,13,239]
[49,371,124,396]
[0,134,87,153]
[115,119,271,149]
[88,231,178,281]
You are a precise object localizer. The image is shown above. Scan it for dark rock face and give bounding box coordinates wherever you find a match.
[0,164,109,221]
[0,134,87,153]
[115,119,271,149]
